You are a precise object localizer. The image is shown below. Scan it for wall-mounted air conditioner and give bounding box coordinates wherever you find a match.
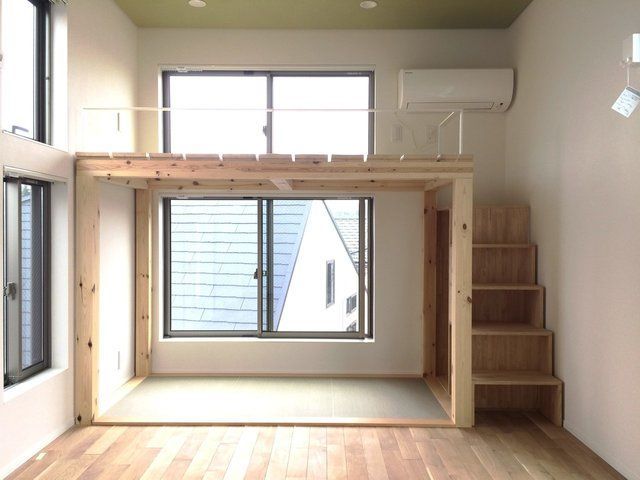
[398,69,514,112]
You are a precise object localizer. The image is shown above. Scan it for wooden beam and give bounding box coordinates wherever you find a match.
[75,175,100,425]
[135,189,152,377]
[75,155,473,182]
[449,178,473,427]
[423,190,437,377]
[271,178,293,191]
[100,177,148,190]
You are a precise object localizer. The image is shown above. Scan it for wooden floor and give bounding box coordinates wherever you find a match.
[8,412,624,480]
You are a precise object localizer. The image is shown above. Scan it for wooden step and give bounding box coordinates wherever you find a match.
[473,206,530,244]
[473,244,536,284]
[472,286,544,327]
[473,371,561,386]
[472,323,551,336]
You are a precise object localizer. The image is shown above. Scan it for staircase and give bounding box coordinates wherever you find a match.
[471,206,563,426]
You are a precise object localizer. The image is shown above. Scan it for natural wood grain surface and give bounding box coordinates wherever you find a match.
[7,412,624,480]
[75,175,101,426]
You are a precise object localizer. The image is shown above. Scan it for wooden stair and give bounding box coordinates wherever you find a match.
[471,206,563,426]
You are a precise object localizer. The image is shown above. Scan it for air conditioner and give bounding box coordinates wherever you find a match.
[398,69,514,112]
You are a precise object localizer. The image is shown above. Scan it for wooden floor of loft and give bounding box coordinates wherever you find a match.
[92,376,453,428]
[8,412,625,480]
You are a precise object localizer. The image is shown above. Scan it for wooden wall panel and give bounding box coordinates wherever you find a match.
[75,175,100,425]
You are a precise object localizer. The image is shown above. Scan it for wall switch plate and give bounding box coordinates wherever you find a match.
[391,124,403,143]
[624,34,640,64]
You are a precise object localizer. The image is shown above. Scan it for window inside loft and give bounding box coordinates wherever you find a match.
[162,70,374,154]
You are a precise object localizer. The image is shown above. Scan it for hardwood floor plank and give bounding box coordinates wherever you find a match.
[286,426,310,479]
[307,427,328,480]
[223,427,260,479]
[244,427,277,480]
[344,427,368,480]
[360,428,389,480]
[265,427,293,480]
[326,428,347,480]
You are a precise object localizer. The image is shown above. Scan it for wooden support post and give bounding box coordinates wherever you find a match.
[423,190,437,377]
[75,175,100,425]
[450,178,473,427]
[135,189,152,377]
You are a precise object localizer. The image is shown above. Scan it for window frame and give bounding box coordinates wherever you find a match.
[162,195,374,340]
[161,70,375,155]
[3,0,51,144]
[3,176,52,388]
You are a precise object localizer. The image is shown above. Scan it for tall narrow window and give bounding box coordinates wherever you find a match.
[3,177,51,387]
[164,197,373,338]
[0,0,50,143]
[162,70,374,154]
[326,260,335,307]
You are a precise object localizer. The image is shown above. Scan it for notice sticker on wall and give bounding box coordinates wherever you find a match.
[612,86,640,117]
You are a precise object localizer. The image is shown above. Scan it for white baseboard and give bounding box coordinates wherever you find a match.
[0,420,74,480]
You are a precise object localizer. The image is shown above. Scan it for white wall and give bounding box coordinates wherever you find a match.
[67,0,138,152]
[0,136,74,479]
[505,1,640,478]
[0,0,138,475]
[137,28,510,203]
[279,202,359,332]
[152,191,424,375]
[98,183,135,412]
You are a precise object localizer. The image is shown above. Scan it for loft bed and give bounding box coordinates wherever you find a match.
[74,152,474,427]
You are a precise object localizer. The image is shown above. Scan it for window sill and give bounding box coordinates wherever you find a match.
[2,367,67,404]
[159,337,375,344]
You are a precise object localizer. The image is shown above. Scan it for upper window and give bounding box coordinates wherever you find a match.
[164,197,372,338]
[0,0,50,143]
[3,176,51,387]
[162,70,374,154]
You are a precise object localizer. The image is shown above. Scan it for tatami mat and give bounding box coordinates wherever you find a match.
[98,376,448,424]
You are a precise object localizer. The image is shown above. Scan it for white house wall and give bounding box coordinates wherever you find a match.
[278,201,359,332]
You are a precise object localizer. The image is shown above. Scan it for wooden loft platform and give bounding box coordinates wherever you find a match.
[74,151,474,429]
[75,153,473,192]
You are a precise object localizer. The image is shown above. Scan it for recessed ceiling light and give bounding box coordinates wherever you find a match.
[360,0,378,9]
[188,0,207,7]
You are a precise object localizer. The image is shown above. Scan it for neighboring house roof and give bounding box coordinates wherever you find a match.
[330,213,360,268]
[170,199,311,331]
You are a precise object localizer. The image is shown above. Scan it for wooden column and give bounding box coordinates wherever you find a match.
[423,190,437,377]
[449,178,473,427]
[75,175,100,425]
[135,189,152,377]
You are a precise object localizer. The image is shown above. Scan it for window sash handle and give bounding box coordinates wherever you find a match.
[3,282,16,300]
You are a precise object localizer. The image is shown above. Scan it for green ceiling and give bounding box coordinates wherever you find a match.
[115,0,533,29]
